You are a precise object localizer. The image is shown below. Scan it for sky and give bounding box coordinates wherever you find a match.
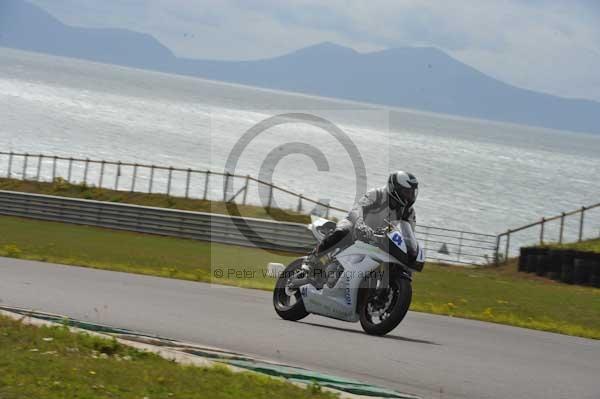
[29,0,600,102]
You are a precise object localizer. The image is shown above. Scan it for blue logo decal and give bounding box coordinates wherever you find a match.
[392,232,403,247]
[344,275,352,305]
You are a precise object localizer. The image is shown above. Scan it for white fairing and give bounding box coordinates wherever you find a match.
[301,241,409,322]
[308,215,337,242]
[300,221,425,322]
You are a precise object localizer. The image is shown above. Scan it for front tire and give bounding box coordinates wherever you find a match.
[358,274,412,336]
[273,258,309,321]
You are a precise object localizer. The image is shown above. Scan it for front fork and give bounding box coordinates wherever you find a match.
[358,263,412,307]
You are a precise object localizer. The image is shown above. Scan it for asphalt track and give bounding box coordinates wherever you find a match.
[0,257,598,399]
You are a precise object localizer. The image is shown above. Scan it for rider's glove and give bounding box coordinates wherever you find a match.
[355,224,374,243]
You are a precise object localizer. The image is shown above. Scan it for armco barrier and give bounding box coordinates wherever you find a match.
[0,190,315,253]
[0,190,499,265]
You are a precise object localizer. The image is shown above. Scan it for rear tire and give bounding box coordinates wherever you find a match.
[273,258,309,321]
[359,274,412,336]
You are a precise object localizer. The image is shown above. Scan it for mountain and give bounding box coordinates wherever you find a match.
[1,0,599,134]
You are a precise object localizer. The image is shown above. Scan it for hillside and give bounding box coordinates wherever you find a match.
[1,0,599,134]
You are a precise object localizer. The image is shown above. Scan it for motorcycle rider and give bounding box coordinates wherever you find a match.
[305,171,419,279]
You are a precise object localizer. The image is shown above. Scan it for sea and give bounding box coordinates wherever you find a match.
[1,47,599,250]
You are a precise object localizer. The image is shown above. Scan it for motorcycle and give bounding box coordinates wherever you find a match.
[270,215,425,336]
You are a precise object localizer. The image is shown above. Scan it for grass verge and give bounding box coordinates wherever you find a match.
[0,314,335,399]
[547,238,600,253]
[1,216,599,339]
[0,178,311,224]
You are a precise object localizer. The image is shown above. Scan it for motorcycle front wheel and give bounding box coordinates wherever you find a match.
[273,258,309,321]
[358,274,412,336]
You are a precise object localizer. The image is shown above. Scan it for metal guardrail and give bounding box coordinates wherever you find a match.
[0,189,498,264]
[0,190,315,253]
[0,151,499,265]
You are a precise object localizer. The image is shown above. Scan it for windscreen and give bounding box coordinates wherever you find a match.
[399,220,418,259]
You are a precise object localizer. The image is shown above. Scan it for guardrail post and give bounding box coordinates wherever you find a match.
[539,217,545,244]
[457,231,463,262]
[7,151,13,178]
[149,165,155,193]
[36,154,43,181]
[578,206,585,242]
[67,157,73,182]
[131,164,138,192]
[167,167,173,196]
[114,162,122,190]
[559,212,565,243]
[83,158,90,185]
[185,168,191,199]
[22,153,28,180]
[325,205,330,219]
[242,175,250,205]
[52,156,57,181]
[222,173,229,202]
[267,184,273,208]
[203,171,210,200]
[504,230,511,263]
[494,235,501,266]
[297,194,303,212]
[99,160,105,188]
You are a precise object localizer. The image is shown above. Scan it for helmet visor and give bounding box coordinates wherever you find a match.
[398,186,417,205]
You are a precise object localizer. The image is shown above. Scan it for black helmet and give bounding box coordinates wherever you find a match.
[387,171,418,210]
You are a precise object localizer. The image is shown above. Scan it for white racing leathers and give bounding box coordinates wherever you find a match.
[317,186,416,254]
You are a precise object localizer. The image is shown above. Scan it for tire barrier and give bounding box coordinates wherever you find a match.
[560,250,577,285]
[573,255,591,285]
[519,246,600,286]
[591,258,600,288]
[536,252,549,276]
[546,250,562,280]
[526,247,544,273]
[518,247,529,272]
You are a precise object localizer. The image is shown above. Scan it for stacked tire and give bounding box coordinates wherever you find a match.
[526,247,541,273]
[519,247,530,272]
[546,250,562,280]
[517,247,599,287]
[560,250,576,284]
[575,252,600,286]
[590,254,600,288]
[535,248,550,276]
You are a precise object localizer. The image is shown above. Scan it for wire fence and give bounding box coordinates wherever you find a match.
[417,225,498,266]
[497,203,600,262]
[0,151,342,217]
[0,151,499,265]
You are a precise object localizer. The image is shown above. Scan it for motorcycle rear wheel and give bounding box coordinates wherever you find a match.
[358,275,412,336]
[273,258,309,321]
